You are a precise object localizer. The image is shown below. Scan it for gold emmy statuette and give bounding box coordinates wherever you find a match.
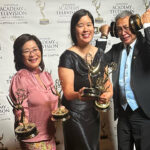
[51,79,70,122]
[0,134,8,150]
[144,0,150,10]
[94,62,117,111]
[7,89,38,140]
[129,14,143,34]
[82,53,102,99]
[82,52,116,111]
[36,0,49,25]
[129,0,150,34]
[92,0,103,23]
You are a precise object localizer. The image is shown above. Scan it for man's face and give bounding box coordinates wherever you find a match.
[116,16,136,45]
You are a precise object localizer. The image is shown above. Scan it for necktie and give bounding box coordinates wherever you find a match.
[126,45,130,55]
[122,45,138,111]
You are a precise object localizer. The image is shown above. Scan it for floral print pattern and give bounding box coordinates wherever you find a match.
[20,139,56,150]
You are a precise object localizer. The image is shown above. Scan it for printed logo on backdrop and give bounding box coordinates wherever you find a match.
[92,0,104,24]
[0,73,15,96]
[56,3,79,23]
[35,0,49,25]
[110,3,134,18]
[0,3,27,24]
[0,99,10,121]
[3,74,15,96]
[143,0,150,10]
[91,0,105,45]
[0,36,16,62]
[40,38,59,58]
[6,74,14,85]
[10,35,16,42]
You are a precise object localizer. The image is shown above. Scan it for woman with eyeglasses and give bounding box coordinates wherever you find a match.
[9,34,58,150]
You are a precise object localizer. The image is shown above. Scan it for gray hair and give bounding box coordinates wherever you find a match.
[115,10,133,22]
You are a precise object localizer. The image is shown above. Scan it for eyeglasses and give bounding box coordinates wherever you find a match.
[116,26,130,33]
[22,48,40,56]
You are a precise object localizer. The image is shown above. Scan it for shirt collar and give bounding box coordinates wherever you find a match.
[124,39,137,50]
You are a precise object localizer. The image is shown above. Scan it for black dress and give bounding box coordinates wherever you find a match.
[58,48,104,150]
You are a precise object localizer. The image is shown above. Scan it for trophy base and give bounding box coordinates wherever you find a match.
[95,100,110,112]
[40,19,49,25]
[81,87,101,99]
[15,123,38,140]
[51,115,70,122]
[52,107,70,122]
[95,17,103,24]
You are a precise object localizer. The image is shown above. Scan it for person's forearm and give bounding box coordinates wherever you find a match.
[63,91,79,101]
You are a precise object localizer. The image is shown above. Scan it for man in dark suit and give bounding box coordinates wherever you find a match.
[100,9,150,150]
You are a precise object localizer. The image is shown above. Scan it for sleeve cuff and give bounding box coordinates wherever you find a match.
[143,23,150,28]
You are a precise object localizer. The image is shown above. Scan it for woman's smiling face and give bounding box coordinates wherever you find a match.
[75,15,94,46]
[22,40,41,71]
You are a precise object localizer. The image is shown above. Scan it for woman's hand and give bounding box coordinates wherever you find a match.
[78,87,87,101]
[98,90,113,104]
[78,87,96,101]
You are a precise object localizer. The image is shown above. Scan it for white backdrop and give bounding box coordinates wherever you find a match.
[0,0,148,149]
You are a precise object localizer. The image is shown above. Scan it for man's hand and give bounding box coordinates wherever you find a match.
[99,24,110,38]
[141,9,150,24]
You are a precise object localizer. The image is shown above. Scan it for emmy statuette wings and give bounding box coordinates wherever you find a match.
[81,52,116,111]
[51,79,70,122]
[7,89,38,140]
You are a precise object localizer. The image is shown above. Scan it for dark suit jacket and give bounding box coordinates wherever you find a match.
[105,27,150,120]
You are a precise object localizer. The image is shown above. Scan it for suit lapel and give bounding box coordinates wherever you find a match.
[112,43,124,86]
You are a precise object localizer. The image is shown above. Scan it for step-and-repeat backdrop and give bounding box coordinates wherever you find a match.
[0,0,147,149]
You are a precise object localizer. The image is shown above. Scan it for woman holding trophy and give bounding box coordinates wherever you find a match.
[58,9,113,150]
[9,34,58,150]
